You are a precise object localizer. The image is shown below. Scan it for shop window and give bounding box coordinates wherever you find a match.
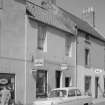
[37,24,47,52]
[65,35,72,57]
[0,73,15,104]
[36,70,47,98]
[85,48,90,67]
[85,76,91,95]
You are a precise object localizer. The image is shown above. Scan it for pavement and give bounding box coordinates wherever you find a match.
[92,98,105,105]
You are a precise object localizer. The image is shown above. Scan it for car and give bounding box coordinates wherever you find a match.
[33,87,92,105]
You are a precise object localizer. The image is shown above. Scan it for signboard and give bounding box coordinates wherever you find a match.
[95,69,102,74]
[34,59,44,67]
[61,64,68,70]
[0,79,8,84]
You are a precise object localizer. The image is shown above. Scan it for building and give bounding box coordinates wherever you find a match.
[0,0,26,104]
[0,0,105,104]
[26,0,77,103]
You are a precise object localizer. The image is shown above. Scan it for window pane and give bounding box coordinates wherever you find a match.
[37,24,46,50]
[68,89,75,97]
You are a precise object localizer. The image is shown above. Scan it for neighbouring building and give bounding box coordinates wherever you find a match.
[0,0,105,104]
[0,0,26,104]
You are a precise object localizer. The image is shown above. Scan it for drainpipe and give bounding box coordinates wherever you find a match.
[75,26,78,88]
[24,14,27,105]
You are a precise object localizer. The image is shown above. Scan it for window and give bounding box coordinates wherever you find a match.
[37,24,47,52]
[85,48,90,66]
[68,89,75,97]
[85,76,91,95]
[0,0,3,9]
[76,89,81,96]
[85,34,89,40]
[65,35,72,57]
[36,70,47,98]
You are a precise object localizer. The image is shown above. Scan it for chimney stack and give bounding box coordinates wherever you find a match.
[82,7,95,27]
[41,0,56,5]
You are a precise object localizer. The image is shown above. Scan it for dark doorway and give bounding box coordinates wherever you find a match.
[0,73,15,105]
[95,77,99,98]
[65,77,71,87]
[56,71,61,88]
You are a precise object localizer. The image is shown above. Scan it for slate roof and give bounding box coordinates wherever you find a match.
[26,1,77,35]
[26,1,105,42]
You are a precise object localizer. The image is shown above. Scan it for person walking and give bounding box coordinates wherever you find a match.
[0,86,11,105]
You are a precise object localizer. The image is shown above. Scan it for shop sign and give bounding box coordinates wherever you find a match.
[34,59,44,67]
[61,64,68,70]
[0,79,8,84]
[95,69,102,74]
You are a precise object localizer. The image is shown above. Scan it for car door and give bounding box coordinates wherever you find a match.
[61,89,78,105]
[76,89,84,105]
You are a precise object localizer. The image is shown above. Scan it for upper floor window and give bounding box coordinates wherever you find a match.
[85,48,90,67]
[0,0,3,9]
[65,35,72,57]
[37,23,47,52]
[85,34,89,40]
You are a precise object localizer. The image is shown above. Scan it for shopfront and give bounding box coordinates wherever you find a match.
[0,73,15,105]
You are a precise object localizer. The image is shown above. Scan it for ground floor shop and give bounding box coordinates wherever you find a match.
[77,66,105,99]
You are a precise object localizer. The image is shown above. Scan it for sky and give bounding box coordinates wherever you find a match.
[56,0,105,36]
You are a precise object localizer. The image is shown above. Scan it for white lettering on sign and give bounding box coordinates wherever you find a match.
[61,64,68,70]
[34,59,44,67]
[0,79,8,84]
[95,69,102,73]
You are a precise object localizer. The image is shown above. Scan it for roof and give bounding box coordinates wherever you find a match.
[52,87,78,91]
[59,7,105,41]
[26,1,76,35]
[26,1,105,42]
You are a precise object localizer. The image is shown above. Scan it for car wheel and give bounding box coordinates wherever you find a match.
[84,103,88,105]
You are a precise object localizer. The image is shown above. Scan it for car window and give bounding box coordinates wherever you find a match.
[49,90,67,98]
[68,89,76,97]
[76,89,81,96]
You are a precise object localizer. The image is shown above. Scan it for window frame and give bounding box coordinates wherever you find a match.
[37,23,47,52]
[85,48,90,67]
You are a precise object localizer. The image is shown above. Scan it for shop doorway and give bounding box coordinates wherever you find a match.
[0,73,15,105]
[95,77,99,98]
[56,71,61,88]
[36,70,47,98]
[65,77,71,87]
[85,76,91,95]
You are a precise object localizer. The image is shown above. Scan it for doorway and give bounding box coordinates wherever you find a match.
[95,77,99,98]
[56,71,61,88]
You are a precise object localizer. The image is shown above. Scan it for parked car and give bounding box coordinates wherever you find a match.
[33,87,92,105]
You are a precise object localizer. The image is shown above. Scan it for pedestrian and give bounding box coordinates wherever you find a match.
[0,86,11,105]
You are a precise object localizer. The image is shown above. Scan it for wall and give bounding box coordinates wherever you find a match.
[26,17,76,103]
[0,0,25,104]
[77,30,105,98]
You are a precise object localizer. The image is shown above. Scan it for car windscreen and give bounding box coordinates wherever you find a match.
[49,90,67,98]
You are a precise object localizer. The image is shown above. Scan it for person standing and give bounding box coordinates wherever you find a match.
[0,86,11,105]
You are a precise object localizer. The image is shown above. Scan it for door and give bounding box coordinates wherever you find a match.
[95,77,99,98]
[56,71,61,88]
[36,70,47,98]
